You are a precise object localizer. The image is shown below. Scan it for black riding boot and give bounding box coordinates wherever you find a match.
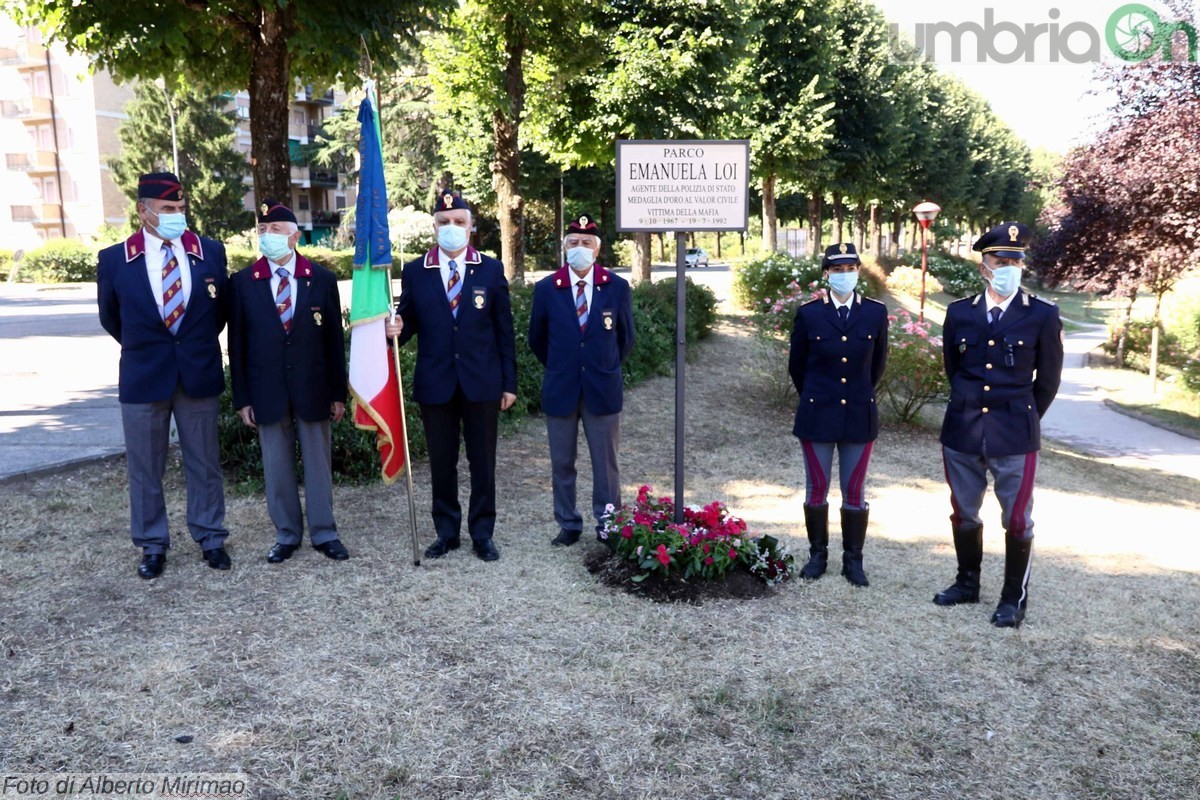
[799,503,828,580]
[991,536,1033,628]
[933,524,983,606]
[840,505,869,587]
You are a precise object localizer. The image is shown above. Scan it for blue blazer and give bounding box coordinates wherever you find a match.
[97,229,228,403]
[788,293,889,443]
[228,254,347,426]
[395,247,517,405]
[940,289,1063,457]
[528,265,635,417]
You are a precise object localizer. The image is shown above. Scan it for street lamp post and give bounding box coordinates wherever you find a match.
[912,201,941,323]
[154,77,179,176]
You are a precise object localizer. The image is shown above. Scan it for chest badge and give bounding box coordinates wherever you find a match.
[602,310,614,330]
[207,284,217,299]
[472,287,486,310]
[314,311,323,327]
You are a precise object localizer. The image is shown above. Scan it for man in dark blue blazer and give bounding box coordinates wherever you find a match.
[96,172,231,579]
[228,200,349,565]
[384,192,517,561]
[933,222,1064,629]
[529,214,635,546]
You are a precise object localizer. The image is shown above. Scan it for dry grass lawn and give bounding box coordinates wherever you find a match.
[2,300,1199,800]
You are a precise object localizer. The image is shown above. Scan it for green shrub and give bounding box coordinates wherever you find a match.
[887,265,944,299]
[1104,320,1189,368]
[926,254,983,297]
[0,249,12,280]
[877,308,950,423]
[303,247,356,279]
[732,252,824,311]
[20,240,97,283]
[224,247,258,273]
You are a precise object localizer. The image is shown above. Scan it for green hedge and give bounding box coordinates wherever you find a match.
[225,246,357,279]
[218,277,718,487]
[732,251,883,312]
[0,249,12,280]
[17,240,97,283]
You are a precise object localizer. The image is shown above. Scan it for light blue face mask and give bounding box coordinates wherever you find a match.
[153,212,187,241]
[987,265,1023,298]
[259,232,293,261]
[566,246,596,270]
[437,223,469,252]
[827,270,859,297]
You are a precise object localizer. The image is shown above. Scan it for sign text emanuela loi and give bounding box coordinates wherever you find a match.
[616,141,749,232]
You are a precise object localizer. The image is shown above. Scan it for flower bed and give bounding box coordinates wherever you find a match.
[589,485,795,602]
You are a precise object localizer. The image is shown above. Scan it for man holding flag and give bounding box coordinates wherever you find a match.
[384,192,517,562]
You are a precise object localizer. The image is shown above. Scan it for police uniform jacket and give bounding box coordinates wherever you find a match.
[528,265,634,417]
[97,229,229,404]
[228,254,347,426]
[940,289,1063,457]
[395,246,517,405]
[789,292,888,443]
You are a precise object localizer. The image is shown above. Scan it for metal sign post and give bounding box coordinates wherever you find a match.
[615,140,750,522]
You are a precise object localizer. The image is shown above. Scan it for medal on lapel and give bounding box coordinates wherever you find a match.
[314,311,323,327]
[602,310,614,330]
[472,287,486,309]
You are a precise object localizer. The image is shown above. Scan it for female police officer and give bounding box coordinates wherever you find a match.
[788,243,889,586]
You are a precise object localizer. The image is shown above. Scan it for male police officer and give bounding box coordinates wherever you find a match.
[228,201,350,564]
[384,192,517,561]
[933,222,1063,628]
[528,214,635,546]
[97,172,231,579]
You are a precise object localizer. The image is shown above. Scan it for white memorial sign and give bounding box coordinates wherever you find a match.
[616,140,750,232]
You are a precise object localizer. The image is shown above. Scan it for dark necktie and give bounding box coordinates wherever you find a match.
[837,305,849,324]
[990,306,1002,330]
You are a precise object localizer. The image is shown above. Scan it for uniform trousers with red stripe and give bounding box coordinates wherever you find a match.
[800,440,874,510]
[941,444,1037,541]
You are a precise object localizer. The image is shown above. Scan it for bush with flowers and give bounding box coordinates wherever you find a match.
[886,265,943,299]
[600,485,795,586]
[876,308,949,423]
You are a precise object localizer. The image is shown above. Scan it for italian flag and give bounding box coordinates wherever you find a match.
[349,87,405,483]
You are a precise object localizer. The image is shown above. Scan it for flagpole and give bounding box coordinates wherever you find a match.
[366,78,422,568]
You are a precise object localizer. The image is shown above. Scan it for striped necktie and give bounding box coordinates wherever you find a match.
[446,259,461,317]
[276,267,293,332]
[576,279,588,330]
[161,241,184,335]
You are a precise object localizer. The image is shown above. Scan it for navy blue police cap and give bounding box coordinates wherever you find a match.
[433,191,471,214]
[566,214,600,238]
[974,222,1031,260]
[137,172,184,201]
[822,242,860,268]
[257,199,297,225]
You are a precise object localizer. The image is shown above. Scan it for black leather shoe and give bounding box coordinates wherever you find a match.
[138,553,165,579]
[551,529,581,547]
[267,543,298,563]
[313,539,350,560]
[991,601,1026,629]
[424,538,461,559]
[201,547,232,570]
[473,539,500,561]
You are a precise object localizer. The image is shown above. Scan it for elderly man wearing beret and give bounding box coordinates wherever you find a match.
[228,200,350,565]
[97,172,232,579]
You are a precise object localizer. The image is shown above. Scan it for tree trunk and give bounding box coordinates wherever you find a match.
[632,232,652,284]
[762,173,778,252]
[715,234,722,259]
[492,19,526,284]
[854,200,867,253]
[869,203,880,257]
[833,196,845,244]
[808,191,823,257]
[1150,290,1165,393]
[248,7,296,206]
[658,233,666,262]
[1116,291,1136,365]
[890,210,902,259]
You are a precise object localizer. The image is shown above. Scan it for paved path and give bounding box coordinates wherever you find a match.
[2,274,1198,484]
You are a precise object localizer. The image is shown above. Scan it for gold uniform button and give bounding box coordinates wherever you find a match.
[841,335,848,342]
[841,357,848,363]
[840,399,847,405]
[984,385,991,392]
[986,363,993,369]
[840,378,847,384]
[988,339,996,346]
[982,407,989,414]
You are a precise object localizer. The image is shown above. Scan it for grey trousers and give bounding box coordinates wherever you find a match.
[120,386,228,554]
[258,410,337,546]
[942,444,1038,541]
[546,399,621,533]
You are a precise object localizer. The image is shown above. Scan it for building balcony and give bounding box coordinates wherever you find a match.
[313,209,341,226]
[1,96,53,121]
[289,165,339,188]
[10,203,62,224]
[296,86,335,105]
[0,41,46,68]
[4,151,56,172]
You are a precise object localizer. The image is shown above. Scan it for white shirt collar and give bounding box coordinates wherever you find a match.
[831,291,854,311]
[985,289,1017,314]
[568,266,594,288]
[269,250,297,276]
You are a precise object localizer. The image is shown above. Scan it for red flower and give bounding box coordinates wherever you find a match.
[704,556,714,565]
[656,544,671,565]
[702,543,710,554]
[621,525,633,539]
[728,548,738,560]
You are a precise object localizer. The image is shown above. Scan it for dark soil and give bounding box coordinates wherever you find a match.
[582,544,777,604]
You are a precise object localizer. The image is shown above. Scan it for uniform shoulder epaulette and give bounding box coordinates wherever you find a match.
[800,296,823,307]
[1031,294,1057,306]
[948,295,975,306]
[862,296,885,306]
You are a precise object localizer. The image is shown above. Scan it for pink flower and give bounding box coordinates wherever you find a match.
[656,544,671,566]
[621,525,633,539]
[704,557,714,565]
[728,548,738,559]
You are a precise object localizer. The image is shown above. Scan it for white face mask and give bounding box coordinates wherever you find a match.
[987,265,1023,298]
[566,246,596,270]
[437,223,469,252]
